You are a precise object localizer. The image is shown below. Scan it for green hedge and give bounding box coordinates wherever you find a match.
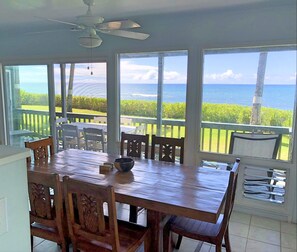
[20,91,292,127]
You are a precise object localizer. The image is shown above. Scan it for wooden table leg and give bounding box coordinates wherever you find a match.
[147,210,171,252]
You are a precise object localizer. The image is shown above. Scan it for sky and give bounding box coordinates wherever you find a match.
[16,49,297,87]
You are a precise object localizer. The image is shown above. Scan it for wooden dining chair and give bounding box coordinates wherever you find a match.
[120,132,149,159]
[63,176,151,252]
[25,136,54,163]
[151,135,185,164]
[83,127,105,152]
[28,171,69,252]
[163,158,240,252]
[120,132,149,223]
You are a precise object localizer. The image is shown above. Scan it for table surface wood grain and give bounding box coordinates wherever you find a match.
[27,149,230,251]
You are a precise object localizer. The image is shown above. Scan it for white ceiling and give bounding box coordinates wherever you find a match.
[0,0,292,34]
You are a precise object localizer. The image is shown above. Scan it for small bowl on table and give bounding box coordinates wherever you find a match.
[114,157,134,172]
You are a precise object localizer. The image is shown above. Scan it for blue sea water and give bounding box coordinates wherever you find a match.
[21,83,296,110]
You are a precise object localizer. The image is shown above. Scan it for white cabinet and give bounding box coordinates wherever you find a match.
[0,145,31,252]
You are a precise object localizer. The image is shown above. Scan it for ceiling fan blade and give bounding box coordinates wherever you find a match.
[25,28,81,35]
[46,18,83,28]
[95,20,140,30]
[99,29,149,40]
[35,16,83,28]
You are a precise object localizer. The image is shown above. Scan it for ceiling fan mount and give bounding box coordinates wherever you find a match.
[35,0,149,48]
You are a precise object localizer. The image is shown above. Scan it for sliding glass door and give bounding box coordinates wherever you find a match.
[5,65,50,147]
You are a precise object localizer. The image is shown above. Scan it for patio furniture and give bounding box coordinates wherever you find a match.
[55,117,68,151]
[83,127,105,152]
[151,135,185,164]
[63,176,151,252]
[28,171,69,252]
[229,132,281,200]
[93,116,107,124]
[163,158,240,252]
[61,124,83,150]
[25,136,54,163]
[120,132,150,223]
[229,132,281,159]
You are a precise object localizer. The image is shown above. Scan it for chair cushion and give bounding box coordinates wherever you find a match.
[170,214,224,240]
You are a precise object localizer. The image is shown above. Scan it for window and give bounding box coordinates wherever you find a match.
[120,51,188,138]
[201,47,296,161]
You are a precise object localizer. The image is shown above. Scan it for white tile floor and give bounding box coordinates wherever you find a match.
[33,209,297,252]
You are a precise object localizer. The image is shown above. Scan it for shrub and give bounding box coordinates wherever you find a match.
[20,91,293,127]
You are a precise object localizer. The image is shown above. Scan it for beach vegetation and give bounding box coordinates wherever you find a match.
[20,91,293,127]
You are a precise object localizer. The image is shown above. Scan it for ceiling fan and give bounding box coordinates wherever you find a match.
[38,0,150,48]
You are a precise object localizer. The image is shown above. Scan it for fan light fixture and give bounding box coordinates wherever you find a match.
[79,33,102,48]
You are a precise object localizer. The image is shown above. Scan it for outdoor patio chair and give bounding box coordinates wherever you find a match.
[61,124,84,150]
[229,132,281,200]
[83,127,105,152]
[163,158,240,252]
[229,132,281,159]
[55,117,68,151]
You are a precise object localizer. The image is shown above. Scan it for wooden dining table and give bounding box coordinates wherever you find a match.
[27,149,230,252]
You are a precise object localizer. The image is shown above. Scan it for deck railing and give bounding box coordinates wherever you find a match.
[14,109,292,160]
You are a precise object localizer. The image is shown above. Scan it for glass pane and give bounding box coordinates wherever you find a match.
[201,49,296,161]
[54,63,107,151]
[120,51,187,139]
[120,56,158,135]
[5,65,49,147]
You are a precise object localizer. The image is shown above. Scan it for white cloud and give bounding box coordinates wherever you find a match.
[164,71,180,80]
[133,69,158,81]
[206,69,242,81]
[121,60,186,83]
[289,72,297,81]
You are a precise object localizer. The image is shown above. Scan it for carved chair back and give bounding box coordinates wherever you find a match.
[25,136,54,163]
[27,171,68,251]
[120,132,149,159]
[151,135,184,164]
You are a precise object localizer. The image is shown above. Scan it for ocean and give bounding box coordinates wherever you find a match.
[21,83,296,110]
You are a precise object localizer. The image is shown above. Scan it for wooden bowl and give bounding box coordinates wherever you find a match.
[114,157,134,172]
